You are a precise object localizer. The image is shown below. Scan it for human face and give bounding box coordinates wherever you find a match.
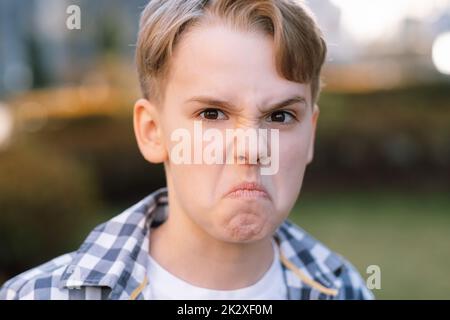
[138,23,319,243]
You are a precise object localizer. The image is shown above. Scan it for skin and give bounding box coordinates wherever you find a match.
[134,22,319,290]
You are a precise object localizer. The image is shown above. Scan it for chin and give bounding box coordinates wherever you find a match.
[220,212,272,243]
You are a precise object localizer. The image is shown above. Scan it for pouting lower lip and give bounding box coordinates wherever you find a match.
[225,182,270,199]
[227,189,269,199]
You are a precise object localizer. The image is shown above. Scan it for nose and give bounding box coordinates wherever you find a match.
[225,125,270,166]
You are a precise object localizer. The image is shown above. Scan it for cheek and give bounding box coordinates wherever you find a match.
[271,130,311,210]
[278,129,311,173]
[170,163,216,191]
[170,164,220,202]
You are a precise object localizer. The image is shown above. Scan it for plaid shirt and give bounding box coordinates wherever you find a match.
[0,187,374,300]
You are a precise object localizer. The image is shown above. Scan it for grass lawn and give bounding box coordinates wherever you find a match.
[289,190,450,299]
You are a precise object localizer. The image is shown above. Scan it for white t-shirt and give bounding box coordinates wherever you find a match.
[146,239,287,300]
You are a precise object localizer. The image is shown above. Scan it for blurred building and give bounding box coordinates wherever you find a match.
[0,0,148,97]
[1,0,450,97]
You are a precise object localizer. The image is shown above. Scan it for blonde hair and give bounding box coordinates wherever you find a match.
[136,0,327,105]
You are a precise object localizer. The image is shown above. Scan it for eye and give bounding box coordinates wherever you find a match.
[266,110,295,123]
[199,108,228,121]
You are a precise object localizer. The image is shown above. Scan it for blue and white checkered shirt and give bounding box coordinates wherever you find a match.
[0,187,374,300]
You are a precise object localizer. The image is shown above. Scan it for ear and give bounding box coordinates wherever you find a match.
[306,104,320,164]
[133,98,168,163]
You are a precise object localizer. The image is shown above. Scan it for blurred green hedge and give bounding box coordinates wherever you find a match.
[0,139,103,282]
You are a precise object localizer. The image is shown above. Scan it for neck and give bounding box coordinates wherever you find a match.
[148,191,274,290]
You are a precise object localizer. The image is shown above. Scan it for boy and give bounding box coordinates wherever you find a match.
[0,0,374,300]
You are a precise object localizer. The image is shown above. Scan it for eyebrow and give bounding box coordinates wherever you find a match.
[185,95,308,112]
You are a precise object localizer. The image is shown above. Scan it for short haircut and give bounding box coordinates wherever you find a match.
[136,0,327,105]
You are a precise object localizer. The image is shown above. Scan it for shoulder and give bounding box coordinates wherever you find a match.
[277,220,375,300]
[0,189,166,300]
[0,253,75,299]
[335,255,375,300]
[0,252,110,300]
[0,252,107,300]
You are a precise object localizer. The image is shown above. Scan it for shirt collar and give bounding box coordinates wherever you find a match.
[59,187,168,297]
[274,222,344,299]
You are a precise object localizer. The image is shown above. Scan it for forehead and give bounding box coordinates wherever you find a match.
[165,23,310,105]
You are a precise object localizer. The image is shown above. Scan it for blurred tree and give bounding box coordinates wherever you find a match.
[0,139,104,282]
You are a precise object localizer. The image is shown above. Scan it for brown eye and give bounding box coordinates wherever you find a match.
[268,111,294,123]
[199,108,227,120]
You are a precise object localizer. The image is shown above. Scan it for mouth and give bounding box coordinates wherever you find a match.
[225,181,270,200]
